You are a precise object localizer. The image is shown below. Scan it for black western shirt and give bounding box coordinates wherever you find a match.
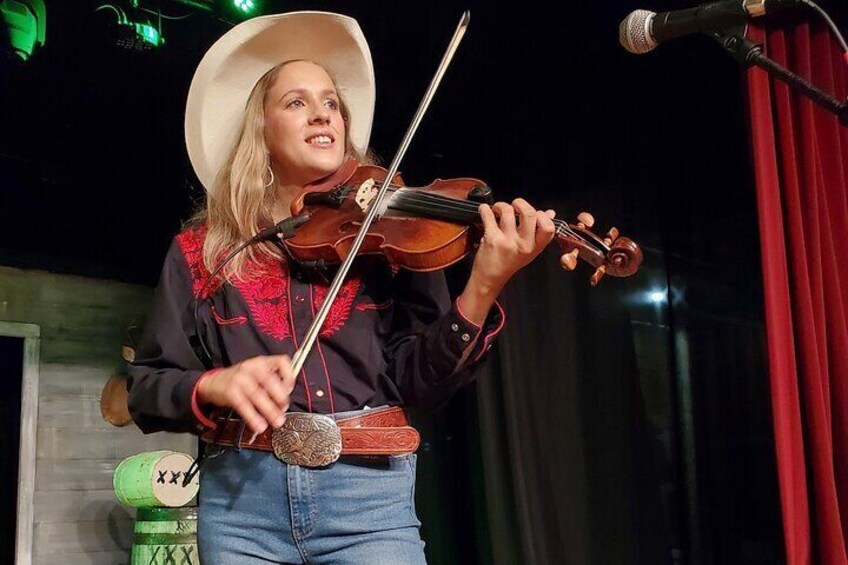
[126,225,505,434]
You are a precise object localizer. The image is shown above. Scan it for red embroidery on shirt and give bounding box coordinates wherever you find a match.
[311,278,361,338]
[235,262,291,341]
[176,225,293,341]
[175,226,368,342]
[175,225,219,299]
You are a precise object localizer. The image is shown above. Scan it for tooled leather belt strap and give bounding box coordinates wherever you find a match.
[200,406,420,466]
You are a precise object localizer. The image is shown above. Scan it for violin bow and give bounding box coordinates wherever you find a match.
[288,12,471,380]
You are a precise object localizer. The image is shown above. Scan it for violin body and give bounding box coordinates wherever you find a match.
[287,164,489,271]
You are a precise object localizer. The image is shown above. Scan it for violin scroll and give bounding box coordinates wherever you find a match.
[555,211,643,286]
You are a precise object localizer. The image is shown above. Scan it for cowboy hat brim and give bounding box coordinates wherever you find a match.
[185,12,375,192]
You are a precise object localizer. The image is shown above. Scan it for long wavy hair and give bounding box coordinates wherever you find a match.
[188,60,376,280]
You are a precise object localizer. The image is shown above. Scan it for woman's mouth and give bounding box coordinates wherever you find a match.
[305,134,335,147]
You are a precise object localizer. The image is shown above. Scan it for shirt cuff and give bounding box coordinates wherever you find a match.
[442,297,506,377]
[471,299,506,362]
[190,369,221,431]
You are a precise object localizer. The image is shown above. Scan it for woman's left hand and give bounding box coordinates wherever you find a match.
[458,198,556,325]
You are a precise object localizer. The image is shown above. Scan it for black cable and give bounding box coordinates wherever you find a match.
[800,0,848,55]
[191,213,311,365]
[138,7,194,20]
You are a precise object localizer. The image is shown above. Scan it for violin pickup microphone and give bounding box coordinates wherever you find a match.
[254,212,311,242]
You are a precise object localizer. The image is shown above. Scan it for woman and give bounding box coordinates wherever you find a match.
[127,11,556,564]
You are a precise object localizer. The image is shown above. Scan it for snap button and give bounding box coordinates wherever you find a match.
[451,323,459,332]
[315,389,325,398]
[461,333,471,342]
[295,295,306,303]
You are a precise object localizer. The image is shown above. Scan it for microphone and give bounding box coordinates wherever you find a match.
[253,212,311,242]
[619,0,801,54]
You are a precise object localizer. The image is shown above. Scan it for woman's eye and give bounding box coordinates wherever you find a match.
[325,99,339,110]
[286,98,305,108]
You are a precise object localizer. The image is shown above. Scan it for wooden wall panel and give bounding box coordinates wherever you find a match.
[0,265,197,564]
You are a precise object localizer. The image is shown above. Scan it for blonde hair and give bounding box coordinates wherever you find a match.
[188,61,375,280]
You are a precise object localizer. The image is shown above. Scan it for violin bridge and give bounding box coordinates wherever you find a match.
[355,178,379,212]
[356,177,391,219]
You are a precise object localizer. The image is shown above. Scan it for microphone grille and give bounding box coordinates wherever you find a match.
[619,9,658,54]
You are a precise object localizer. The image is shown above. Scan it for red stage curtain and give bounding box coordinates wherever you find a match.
[746,20,848,565]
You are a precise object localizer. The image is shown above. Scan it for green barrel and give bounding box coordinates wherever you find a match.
[132,506,199,565]
[114,451,199,508]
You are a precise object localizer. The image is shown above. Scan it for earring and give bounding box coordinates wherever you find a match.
[264,165,275,189]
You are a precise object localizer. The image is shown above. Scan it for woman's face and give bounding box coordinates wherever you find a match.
[264,61,346,187]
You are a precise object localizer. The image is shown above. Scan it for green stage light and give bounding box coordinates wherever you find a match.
[96,4,164,49]
[234,0,255,15]
[132,21,161,46]
[0,0,46,61]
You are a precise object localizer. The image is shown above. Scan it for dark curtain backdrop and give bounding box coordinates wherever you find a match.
[746,20,848,565]
[475,250,668,564]
[461,240,780,564]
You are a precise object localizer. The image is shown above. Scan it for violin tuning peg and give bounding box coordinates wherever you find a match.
[560,249,579,271]
[603,227,619,247]
[590,266,606,287]
[576,212,595,229]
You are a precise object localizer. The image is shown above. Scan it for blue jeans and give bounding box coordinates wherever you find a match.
[197,409,426,564]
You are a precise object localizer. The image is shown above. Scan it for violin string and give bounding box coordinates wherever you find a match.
[391,189,600,248]
[392,188,577,232]
[338,183,602,249]
[394,190,589,243]
[351,182,564,225]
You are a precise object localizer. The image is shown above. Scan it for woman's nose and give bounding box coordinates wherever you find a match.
[309,105,330,124]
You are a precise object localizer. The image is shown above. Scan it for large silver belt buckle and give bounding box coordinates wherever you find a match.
[271,413,342,467]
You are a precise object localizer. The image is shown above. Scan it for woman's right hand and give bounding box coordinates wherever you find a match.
[196,355,296,436]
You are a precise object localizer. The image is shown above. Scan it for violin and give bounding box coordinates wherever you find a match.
[284,161,643,287]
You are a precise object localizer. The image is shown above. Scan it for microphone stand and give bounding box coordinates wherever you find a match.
[711,27,848,125]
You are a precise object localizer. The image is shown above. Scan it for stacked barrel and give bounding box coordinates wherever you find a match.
[113,451,201,565]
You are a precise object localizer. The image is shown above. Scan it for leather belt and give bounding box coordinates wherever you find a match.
[200,406,420,467]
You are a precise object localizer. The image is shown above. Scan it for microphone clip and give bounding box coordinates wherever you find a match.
[254,212,311,242]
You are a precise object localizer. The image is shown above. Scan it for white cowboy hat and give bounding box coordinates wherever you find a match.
[185,11,375,192]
